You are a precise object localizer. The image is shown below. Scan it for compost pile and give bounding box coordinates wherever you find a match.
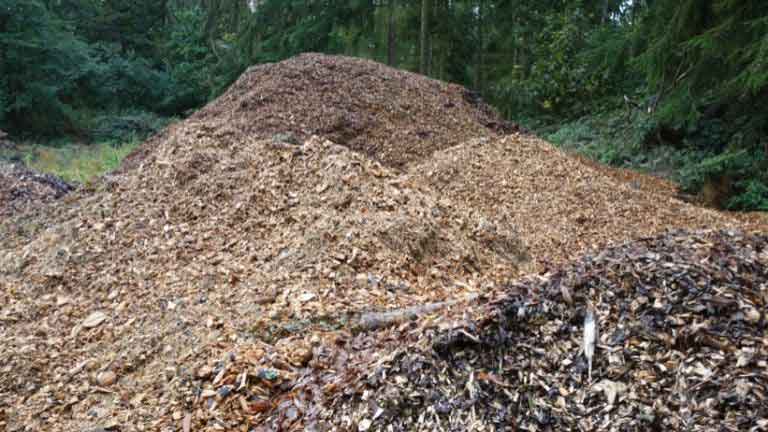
[0,161,74,218]
[122,53,519,172]
[330,229,768,431]
[0,54,765,432]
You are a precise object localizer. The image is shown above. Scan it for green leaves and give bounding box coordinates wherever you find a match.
[0,0,197,136]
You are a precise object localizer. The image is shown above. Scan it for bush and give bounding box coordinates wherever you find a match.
[546,109,768,212]
[89,111,171,143]
[678,150,755,193]
[727,180,768,211]
[80,43,177,111]
[1,1,188,137]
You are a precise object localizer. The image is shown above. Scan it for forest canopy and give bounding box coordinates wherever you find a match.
[1,0,766,209]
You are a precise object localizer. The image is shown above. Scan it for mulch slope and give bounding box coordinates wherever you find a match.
[121,53,519,172]
[331,229,768,431]
[0,162,74,218]
[0,130,525,431]
[0,54,766,432]
[411,134,760,271]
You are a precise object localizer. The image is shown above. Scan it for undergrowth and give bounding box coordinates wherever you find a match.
[545,110,768,211]
[1,110,170,184]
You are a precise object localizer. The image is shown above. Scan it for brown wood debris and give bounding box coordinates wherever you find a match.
[331,229,768,431]
[0,54,765,432]
[0,161,74,219]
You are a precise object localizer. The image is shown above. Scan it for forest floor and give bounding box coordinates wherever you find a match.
[0,54,766,432]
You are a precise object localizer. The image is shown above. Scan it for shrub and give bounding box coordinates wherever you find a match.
[727,180,768,211]
[89,111,170,143]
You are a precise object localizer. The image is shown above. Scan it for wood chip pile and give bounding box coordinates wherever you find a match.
[0,130,524,430]
[0,162,74,218]
[0,54,765,432]
[331,229,768,431]
[411,135,758,270]
[122,53,520,172]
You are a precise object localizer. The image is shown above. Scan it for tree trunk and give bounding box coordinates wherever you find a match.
[387,0,397,66]
[420,0,430,75]
[477,0,485,93]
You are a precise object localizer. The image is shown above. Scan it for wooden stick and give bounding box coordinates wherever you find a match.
[355,294,479,332]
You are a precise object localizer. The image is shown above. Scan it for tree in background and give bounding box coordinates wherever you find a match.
[0,0,94,135]
[387,0,397,66]
[420,0,430,75]
[1,0,766,208]
[633,0,768,209]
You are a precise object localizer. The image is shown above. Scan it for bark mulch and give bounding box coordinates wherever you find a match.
[329,229,768,431]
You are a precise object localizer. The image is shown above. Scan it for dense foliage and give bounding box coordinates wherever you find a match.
[1,0,766,209]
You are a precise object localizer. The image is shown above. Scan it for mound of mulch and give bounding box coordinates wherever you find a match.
[0,162,74,218]
[326,229,768,431]
[0,130,525,431]
[122,53,519,171]
[1,54,765,432]
[154,230,768,432]
[411,134,762,271]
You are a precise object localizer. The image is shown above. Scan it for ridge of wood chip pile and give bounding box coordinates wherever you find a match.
[121,53,520,172]
[0,161,74,218]
[0,54,765,432]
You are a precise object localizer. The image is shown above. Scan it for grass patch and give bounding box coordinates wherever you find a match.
[2,139,140,183]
